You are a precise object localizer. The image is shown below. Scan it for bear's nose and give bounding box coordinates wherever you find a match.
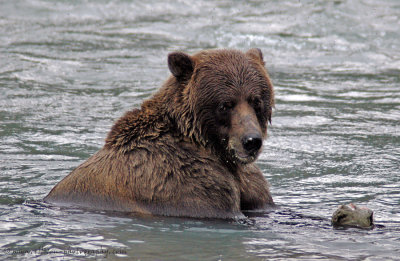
[241,134,262,155]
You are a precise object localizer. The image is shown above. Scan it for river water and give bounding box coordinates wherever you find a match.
[1,0,399,260]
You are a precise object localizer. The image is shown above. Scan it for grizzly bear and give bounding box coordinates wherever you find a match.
[44,48,275,219]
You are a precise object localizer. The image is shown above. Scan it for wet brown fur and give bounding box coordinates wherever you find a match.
[44,49,275,219]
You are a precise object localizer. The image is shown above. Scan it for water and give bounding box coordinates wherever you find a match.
[1,0,399,260]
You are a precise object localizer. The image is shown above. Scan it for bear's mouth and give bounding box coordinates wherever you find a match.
[233,151,257,164]
[228,146,259,164]
[227,135,262,164]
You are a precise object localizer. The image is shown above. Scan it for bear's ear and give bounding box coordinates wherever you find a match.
[246,48,265,65]
[168,52,194,80]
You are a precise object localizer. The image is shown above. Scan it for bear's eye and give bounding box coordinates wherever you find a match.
[250,97,263,112]
[218,101,234,113]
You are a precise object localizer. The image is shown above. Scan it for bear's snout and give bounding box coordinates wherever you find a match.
[241,133,262,155]
[228,101,264,164]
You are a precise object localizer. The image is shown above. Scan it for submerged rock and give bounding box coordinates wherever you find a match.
[331,203,374,228]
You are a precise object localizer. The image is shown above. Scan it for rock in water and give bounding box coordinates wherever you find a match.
[331,203,374,228]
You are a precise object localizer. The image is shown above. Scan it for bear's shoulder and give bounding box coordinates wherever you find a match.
[104,105,171,151]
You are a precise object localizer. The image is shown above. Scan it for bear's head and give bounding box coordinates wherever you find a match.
[167,49,274,166]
